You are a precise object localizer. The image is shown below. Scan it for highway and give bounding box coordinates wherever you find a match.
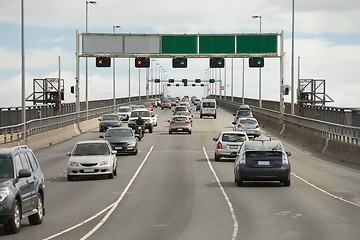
[1,105,359,240]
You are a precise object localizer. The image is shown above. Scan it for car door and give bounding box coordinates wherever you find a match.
[13,154,33,213]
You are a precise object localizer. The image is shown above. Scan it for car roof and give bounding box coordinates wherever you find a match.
[0,145,31,155]
[220,131,247,135]
[132,108,149,112]
[75,140,109,145]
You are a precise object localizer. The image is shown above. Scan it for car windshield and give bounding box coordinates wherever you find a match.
[102,115,119,121]
[131,111,150,117]
[203,102,215,108]
[118,108,131,112]
[222,134,247,142]
[73,143,110,156]
[0,156,14,178]
[105,129,133,137]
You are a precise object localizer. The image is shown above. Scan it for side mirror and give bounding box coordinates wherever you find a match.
[232,113,236,116]
[99,135,104,139]
[66,152,71,156]
[168,120,170,122]
[212,137,218,141]
[112,150,117,155]
[18,169,31,178]
[286,152,292,157]
[232,121,236,125]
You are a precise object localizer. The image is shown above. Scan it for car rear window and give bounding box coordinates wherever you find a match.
[131,111,150,117]
[106,129,133,137]
[239,118,257,124]
[102,115,119,121]
[236,110,252,117]
[118,108,131,112]
[202,102,215,108]
[172,117,187,121]
[222,134,247,142]
[246,151,282,160]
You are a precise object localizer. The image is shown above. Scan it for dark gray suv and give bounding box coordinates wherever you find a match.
[0,145,45,234]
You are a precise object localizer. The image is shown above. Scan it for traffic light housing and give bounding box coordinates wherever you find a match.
[168,79,175,83]
[200,84,205,87]
[284,85,290,95]
[175,84,180,87]
[154,79,160,83]
[172,57,187,68]
[192,84,196,87]
[96,57,111,67]
[249,57,264,68]
[135,57,150,68]
[210,57,224,68]
[167,84,171,87]
[195,79,201,83]
[209,79,215,83]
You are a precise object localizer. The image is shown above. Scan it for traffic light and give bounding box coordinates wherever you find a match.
[249,57,264,68]
[175,84,180,87]
[168,79,175,83]
[135,57,150,68]
[154,79,160,83]
[195,79,201,83]
[200,84,205,87]
[192,84,196,87]
[209,79,215,83]
[284,85,290,95]
[210,57,224,68]
[167,84,171,87]
[172,57,187,68]
[182,79,187,84]
[96,57,111,67]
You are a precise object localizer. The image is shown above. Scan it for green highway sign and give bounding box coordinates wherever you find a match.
[199,35,235,54]
[237,35,277,54]
[162,35,197,54]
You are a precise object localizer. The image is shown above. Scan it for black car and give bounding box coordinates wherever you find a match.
[99,114,122,132]
[234,140,291,187]
[100,127,138,155]
[0,145,45,234]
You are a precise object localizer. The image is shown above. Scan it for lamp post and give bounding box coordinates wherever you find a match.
[21,0,26,140]
[252,15,262,108]
[291,0,295,115]
[112,25,121,107]
[85,0,97,119]
[151,60,155,97]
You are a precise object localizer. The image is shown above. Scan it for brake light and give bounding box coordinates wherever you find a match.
[282,153,289,165]
[239,153,246,165]
[216,141,222,149]
[185,121,191,124]
[237,124,242,129]
[256,124,260,128]
[170,120,176,124]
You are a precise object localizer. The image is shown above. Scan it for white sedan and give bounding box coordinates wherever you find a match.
[66,140,117,181]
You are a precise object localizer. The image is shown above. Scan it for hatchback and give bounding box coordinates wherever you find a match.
[233,109,253,121]
[168,116,192,134]
[100,127,138,155]
[213,131,249,161]
[99,114,122,132]
[66,140,117,181]
[232,117,261,137]
[234,140,291,186]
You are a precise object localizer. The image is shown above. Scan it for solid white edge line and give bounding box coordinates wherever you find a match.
[42,146,154,240]
[202,146,239,240]
[292,173,360,208]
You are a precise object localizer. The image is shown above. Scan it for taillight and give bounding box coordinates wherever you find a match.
[185,121,191,124]
[237,124,242,129]
[216,141,222,149]
[239,153,246,165]
[170,120,176,124]
[282,153,289,165]
[256,124,260,128]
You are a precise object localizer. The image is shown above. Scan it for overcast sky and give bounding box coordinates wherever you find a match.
[0,0,359,108]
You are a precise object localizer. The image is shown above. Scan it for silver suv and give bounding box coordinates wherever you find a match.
[0,145,45,234]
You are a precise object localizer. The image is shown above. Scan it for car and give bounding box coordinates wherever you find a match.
[66,140,117,181]
[143,102,154,111]
[100,127,138,155]
[127,109,154,133]
[99,114,122,132]
[178,101,191,111]
[174,111,193,122]
[0,145,45,234]
[170,98,177,106]
[161,99,172,109]
[213,131,249,161]
[150,111,158,127]
[233,109,253,121]
[173,106,189,115]
[234,140,291,186]
[232,117,261,137]
[194,98,201,106]
[168,115,192,134]
[154,98,161,107]
[117,106,132,121]
[149,99,157,108]
[200,98,217,118]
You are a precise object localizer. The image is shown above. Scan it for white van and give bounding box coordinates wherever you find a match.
[200,99,217,119]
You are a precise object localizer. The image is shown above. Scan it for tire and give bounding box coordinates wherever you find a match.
[169,131,172,134]
[108,172,114,179]
[113,166,117,176]
[235,174,243,187]
[200,114,203,118]
[67,175,74,181]
[282,180,291,187]
[4,199,21,234]
[149,127,153,133]
[28,193,44,225]
[214,115,217,119]
[133,149,138,155]
[214,154,220,161]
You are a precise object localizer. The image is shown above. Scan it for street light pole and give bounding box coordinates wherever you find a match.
[85,1,96,119]
[112,25,121,108]
[291,0,295,115]
[21,0,26,141]
[252,15,262,108]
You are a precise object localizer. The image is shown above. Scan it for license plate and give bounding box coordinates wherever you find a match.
[115,147,123,150]
[229,145,238,149]
[83,168,95,173]
[177,128,183,131]
[230,152,238,156]
[258,161,270,166]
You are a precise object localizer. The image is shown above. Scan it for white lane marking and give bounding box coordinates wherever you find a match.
[42,146,154,240]
[292,173,360,208]
[203,147,239,240]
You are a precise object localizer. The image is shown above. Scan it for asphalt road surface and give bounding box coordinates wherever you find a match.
[1,106,359,240]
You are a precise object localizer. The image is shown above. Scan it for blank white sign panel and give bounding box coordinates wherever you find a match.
[124,35,160,54]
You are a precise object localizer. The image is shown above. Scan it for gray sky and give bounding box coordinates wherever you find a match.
[0,0,359,108]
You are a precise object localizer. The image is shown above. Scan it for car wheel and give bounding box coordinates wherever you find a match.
[133,149,138,155]
[4,199,21,234]
[28,193,44,225]
[113,166,117,176]
[188,131,192,135]
[214,154,220,161]
[108,172,114,179]
[200,114,202,118]
[214,115,217,119]
[67,175,74,181]
[169,131,172,134]
[235,175,243,187]
[282,180,291,187]
[149,127,153,133]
